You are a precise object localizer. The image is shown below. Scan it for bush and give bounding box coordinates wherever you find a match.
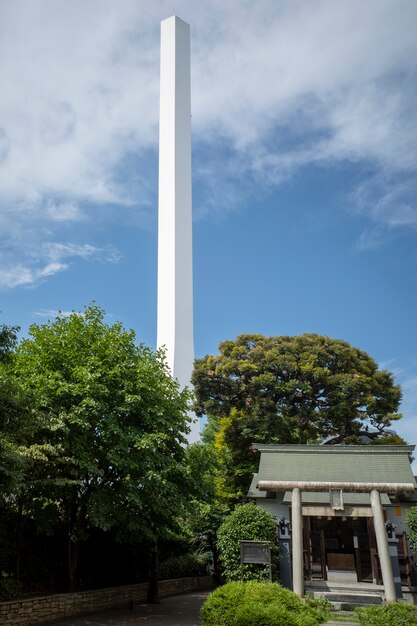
[217,503,279,582]
[158,551,210,580]
[304,594,332,618]
[0,576,21,601]
[357,602,417,626]
[200,581,330,626]
[406,506,417,550]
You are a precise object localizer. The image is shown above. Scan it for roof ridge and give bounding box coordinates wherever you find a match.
[253,443,415,454]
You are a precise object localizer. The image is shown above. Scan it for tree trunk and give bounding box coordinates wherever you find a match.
[147,541,159,604]
[68,539,79,592]
[208,533,222,584]
[15,499,23,581]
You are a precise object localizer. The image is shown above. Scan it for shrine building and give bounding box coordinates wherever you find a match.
[249,444,417,603]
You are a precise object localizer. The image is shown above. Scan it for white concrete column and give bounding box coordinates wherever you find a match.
[157,16,199,443]
[370,489,396,602]
[291,487,304,596]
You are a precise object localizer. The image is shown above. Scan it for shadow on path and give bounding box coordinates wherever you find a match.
[52,591,211,626]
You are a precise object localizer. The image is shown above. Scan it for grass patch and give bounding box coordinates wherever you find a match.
[356,602,417,625]
[327,611,360,623]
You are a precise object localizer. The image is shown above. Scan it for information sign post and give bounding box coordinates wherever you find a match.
[239,540,272,581]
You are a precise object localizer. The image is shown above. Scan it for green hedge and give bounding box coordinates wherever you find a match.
[200,581,330,626]
[217,503,279,582]
[357,602,417,625]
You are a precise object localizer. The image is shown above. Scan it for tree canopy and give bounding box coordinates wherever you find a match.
[0,323,32,497]
[193,333,403,501]
[10,305,192,589]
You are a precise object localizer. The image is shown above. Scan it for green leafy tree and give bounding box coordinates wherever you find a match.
[0,323,46,587]
[193,333,403,501]
[217,503,279,582]
[406,506,417,551]
[0,323,18,361]
[13,305,191,590]
[182,442,229,581]
[0,323,32,497]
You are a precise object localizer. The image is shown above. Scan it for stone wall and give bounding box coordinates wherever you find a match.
[0,576,214,626]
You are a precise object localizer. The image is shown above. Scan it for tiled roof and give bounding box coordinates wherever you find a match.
[253,444,416,488]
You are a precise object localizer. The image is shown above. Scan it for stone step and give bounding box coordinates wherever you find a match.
[318,592,382,605]
[313,590,383,610]
[305,581,384,593]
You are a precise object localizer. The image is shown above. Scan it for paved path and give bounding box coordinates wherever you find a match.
[52,591,210,626]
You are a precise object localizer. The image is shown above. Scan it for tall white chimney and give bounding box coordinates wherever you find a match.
[157,16,199,443]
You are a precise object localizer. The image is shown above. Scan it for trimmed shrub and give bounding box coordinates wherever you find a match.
[234,602,300,625]
[200,581,330,626]
[158,551,210,580]
[217,503,279,581]
[357,602,417,625]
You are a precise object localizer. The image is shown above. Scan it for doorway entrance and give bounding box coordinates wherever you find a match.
[305,516,376,583]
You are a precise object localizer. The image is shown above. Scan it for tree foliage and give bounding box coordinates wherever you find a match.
[11,304,192,589]
[193,333,403,501]
[406,506,417,551]
[0,323,33,497]
[194,333,402,441]
[179,442,228,581]
[217,503,279,582]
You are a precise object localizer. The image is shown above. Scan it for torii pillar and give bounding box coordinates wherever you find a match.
[157,16,199,443]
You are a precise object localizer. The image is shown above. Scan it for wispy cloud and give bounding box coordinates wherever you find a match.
[1,0,417,283]
[0,242,121,289]
[352,174,417,249]
[43,242,121,264]
[46,200,84,222]
[378,359,417,470]
[33,308,82,319]
[398,374,417,472]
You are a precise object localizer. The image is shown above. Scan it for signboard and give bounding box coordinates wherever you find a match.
[329,489,344,511]
[240,541,271,564]
[239,541,272,581]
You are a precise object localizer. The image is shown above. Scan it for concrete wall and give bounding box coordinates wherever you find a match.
[256,493,290,521]
[0,576,214,626]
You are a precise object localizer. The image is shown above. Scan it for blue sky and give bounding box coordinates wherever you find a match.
[1,1,417,453]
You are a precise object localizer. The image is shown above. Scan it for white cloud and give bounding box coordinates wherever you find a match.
[46,200,84,221]
[378,363,417,471]
[1,0,417,282]
[43,242,121,264]
[192,1,417,238]
[0,265,39,289]
[33,309,80,319]
[400,375,417,421]
[0,242,121,289]
[352,174,417,248]
[397,376,417,473]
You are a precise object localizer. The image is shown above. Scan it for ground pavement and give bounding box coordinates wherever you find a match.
[51,591,210,626]
[47,591,357,626]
